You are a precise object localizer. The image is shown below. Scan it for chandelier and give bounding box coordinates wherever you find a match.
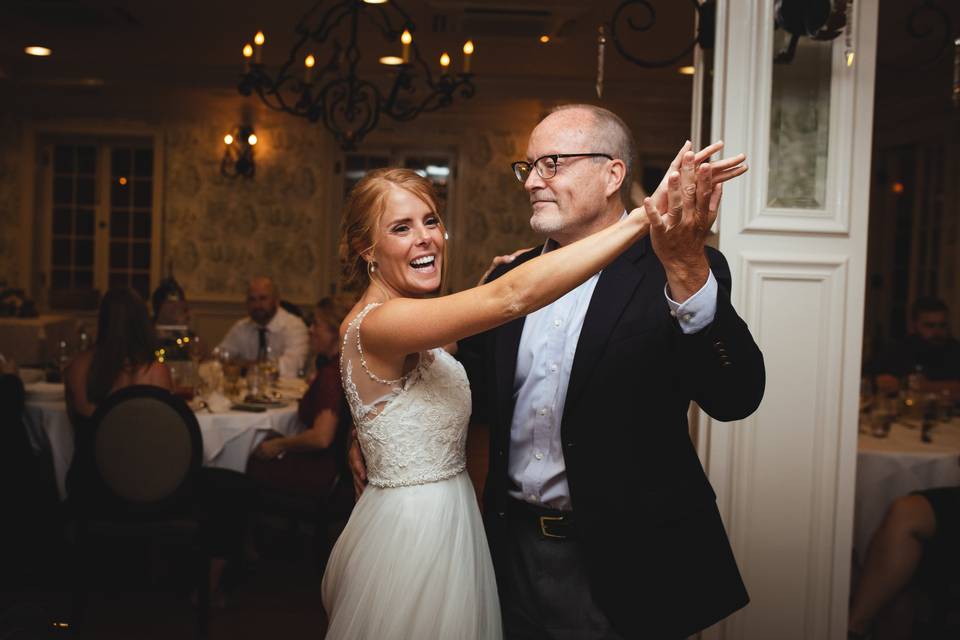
[237,0,476,150]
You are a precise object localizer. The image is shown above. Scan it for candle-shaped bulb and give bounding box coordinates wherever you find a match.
[247,133,258,146]
[440,52,450,71]
[304,54,315,83]
[462,40,474,73]
[401,29,412,63]
[254,31,265,63]
[243,44,253,58]
[224,134,234,146]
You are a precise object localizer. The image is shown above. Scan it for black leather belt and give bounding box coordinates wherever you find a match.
[507,497,575,540]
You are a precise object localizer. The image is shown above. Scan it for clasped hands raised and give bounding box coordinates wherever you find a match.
[633,140,747,302]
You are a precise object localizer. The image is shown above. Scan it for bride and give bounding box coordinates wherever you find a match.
[321,145,731,637]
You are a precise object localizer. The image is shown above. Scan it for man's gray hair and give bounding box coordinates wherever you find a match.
[549,104,637,205]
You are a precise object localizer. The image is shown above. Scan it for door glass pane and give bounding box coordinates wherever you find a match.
[75,209,95,235]
[404,156,451,213]
[134,148,153,176]
[112,148,131,177]
[132,211,151,238]
[75,238,94,268]
[76,177,95,205]
[49,144,97,293]
[343,154,390,199]
[53,208,72,235]
[133,180,152,207]
[767,31,832,209]
[110,241,129,269]
[53,177,73,204]
[112,177,130,207]
[54,147,74,173]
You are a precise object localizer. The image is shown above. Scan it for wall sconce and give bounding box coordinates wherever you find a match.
[221,125,257,178]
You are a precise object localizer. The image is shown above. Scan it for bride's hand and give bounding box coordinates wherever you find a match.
[477,247,532,287]
[348,427,368,498]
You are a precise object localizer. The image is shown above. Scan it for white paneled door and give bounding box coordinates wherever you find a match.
[697,1,879,639]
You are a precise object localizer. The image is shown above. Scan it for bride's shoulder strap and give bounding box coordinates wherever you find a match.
[343,302,405,387]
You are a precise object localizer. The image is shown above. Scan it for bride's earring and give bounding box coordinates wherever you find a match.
[367,258,377,279]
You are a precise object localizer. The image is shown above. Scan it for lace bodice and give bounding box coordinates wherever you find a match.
[341,303,471,488]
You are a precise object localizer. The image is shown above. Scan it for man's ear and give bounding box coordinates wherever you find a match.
[605,159,627,199]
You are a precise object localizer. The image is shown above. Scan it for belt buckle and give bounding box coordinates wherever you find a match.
[539,515,566,539]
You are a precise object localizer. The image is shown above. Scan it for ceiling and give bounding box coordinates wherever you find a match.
[0,0,701,97]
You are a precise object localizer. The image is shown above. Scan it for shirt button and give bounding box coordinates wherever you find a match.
[553,319,561,327]
[534,451,543,460]
[538,407,547,416]
[528,494,537,502]
[682,313,693,321]
[549,363,558,373]
[669,310,677,318]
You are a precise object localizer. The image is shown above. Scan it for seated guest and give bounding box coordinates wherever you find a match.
[247,297,350,499]
[848,488,960,639]
[872,297,960,398]
[64,287,249,606]
[152,275,190,327]
[151,276,202,362]
[65,287,173,423]
[217,276,308,378]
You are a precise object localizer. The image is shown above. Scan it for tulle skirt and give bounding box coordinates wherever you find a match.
[321,471,502,639]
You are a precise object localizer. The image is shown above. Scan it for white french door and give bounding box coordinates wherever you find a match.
[694,1,879,638]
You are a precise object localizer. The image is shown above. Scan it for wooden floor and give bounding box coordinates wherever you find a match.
[1,422,492,639]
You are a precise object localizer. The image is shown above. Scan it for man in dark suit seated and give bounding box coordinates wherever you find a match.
[457,104,765,639]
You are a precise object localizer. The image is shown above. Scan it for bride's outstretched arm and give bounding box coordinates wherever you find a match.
[360,159,721,360]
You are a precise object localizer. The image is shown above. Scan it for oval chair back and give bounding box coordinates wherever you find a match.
[89,385,202,516]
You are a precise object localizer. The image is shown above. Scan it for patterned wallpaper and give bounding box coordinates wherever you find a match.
[455,126,541,291]
[0,92,689,306]
[162,112,336,302]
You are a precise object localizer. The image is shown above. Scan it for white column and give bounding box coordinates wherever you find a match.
[700,1,879,638]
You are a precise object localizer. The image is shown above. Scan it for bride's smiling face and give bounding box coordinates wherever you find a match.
[370,187,445,298]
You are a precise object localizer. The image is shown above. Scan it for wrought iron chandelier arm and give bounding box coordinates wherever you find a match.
[367,4,404,40]
[610,0,705,68]
[310,0,354,44]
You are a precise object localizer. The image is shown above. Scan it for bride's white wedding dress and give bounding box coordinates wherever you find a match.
[321,303,502,639]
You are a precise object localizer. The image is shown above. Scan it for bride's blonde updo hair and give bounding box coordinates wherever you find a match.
[338,168,447,292]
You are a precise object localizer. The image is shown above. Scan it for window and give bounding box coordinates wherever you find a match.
[40,136,157,308]
[341,151,454,215]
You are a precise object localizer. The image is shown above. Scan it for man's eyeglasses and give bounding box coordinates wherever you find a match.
[511,153,614,183]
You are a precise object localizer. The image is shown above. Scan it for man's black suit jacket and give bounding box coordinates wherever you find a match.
[459,236,765,639]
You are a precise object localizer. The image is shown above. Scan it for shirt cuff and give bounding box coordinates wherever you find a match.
[664,270,718,335]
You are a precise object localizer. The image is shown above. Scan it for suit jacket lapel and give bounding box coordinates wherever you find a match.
[562,240,648,425]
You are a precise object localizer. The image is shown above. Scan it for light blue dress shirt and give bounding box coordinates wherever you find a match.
[508,239,719,510]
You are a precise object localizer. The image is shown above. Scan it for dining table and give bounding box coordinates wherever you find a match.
[854,414,960,564]
[22,382,303,501]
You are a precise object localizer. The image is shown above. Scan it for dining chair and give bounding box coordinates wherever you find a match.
[69,384,210,637]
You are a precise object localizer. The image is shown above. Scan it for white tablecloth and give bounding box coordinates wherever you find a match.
[24,388,302,501]
[855,418,960,563]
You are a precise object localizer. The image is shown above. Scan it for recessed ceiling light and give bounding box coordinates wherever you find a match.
[363,0,388,3]
[25,45,52,57]
[678,66,695,75]
[539,35,550,44]
[379,55,404,66]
